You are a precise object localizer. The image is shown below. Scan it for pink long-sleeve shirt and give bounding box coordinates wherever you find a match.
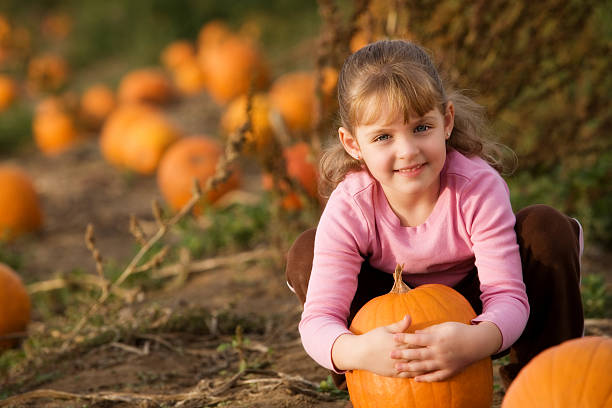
[299,150,529,372]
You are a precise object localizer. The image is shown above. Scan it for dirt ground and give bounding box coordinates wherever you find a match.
[1,93,610,408]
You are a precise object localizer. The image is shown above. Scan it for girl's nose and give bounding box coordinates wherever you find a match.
[397,136,418,159]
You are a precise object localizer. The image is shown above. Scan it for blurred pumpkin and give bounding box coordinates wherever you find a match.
[0,263,31,350]
[80,84,116,128]
[0,74,17,111]
[157,136,240,213]
[172,59,206,95]
[0,14,11,46]
[117,68,173,105]
[27,54,68,93]
[502,336,612,408]
[100,104,180,174]
[161,40,196,72]
[262,142,319,210]
[346,265,493,408]
[221,93,274,154]
[197,19,231,50]
[0,165,43,241]
[33,106,81,155]
[268,68,338,133]
[198,34,269,104]
[41,12,72,41]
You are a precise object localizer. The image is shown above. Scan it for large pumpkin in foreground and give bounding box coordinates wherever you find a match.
[157,136,240,213]
[502,336,612,408]
[346,265,493,408]
[0,263,31,350]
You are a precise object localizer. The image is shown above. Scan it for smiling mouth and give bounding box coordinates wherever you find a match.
[395,163,425,173]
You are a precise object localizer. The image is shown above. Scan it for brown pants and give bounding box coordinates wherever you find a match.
[285,204,584,388]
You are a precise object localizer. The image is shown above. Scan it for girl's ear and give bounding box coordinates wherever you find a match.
[444,101,455,139]
[338,127,361,159]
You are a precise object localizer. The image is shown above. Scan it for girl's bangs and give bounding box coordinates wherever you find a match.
[350,69,441,127]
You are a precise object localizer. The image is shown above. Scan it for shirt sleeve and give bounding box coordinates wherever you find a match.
[298,186,370,372]
[460,170,530,351]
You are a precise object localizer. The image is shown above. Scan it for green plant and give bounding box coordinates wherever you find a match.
[317,375,350,400]
[581,273,612,318]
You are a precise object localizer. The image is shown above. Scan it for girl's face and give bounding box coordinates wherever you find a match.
[339,102,454,210]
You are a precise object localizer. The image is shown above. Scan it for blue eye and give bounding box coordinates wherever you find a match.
[414,124,430,133]
[374,133,391,142]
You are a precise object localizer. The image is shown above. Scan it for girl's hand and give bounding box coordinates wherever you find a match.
[391,321,502,382]
[332,315,412,377]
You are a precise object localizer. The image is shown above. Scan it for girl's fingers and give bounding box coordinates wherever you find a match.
[390,347,429,360]
[393,332,432,346]
[386,314,412,333]
[396,360,438,373]
[414,369,452,383]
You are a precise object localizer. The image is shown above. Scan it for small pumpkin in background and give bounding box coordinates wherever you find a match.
[0,263,31,350]
[0,165,43,241]
[197,19,231,51]
[262,142,319,210]
[0,74,17,111]
[117,68,173,105]
[268,67,338,134]
[161,40,196,72]
[345,265,493,408]
[171,59,206,95]
[220,93,274,154]
[27,54,68,93]
[157,136,240,214]
[100,104,180,174]
[32,97,81,156]
[79,83,116,129]
[198,34,269,105]
[502,336,612,408]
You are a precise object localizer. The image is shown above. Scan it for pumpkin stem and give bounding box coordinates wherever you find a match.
[390,264,410,294]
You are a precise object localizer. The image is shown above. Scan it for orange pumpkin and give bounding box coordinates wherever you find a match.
[268,68,338,133]
[100,104,180,174]
[0,263,31,350]
[27,54,68,93]
[117,68,173,105]
[80,84,116,128]
[220,93,274,154]
[32,108,81,155]
[157,136,240,213]
[197,19,231,50]
[0,74,17,111]
[198,34,268,104]
[161,40,196,71]
[0,165,43,241]
[502,336,612,408]
[41,12,72,41]
[171,59,206,95]
[261,142,319,210]
[345,265,493,408]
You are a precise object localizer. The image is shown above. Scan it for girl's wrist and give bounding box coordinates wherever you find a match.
[331,333,362,372]
[471,321,503,357]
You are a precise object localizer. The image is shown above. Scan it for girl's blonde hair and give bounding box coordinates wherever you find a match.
[320,40,512,197]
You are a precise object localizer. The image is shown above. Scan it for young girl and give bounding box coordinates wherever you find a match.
[285,40,584,391]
